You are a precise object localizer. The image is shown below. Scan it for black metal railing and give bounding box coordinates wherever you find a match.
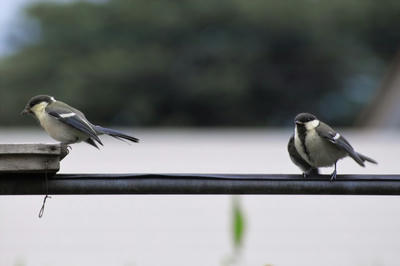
[1,174,399,195]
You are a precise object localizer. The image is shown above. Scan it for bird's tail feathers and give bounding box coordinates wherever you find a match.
[357,152,377,165]
[348,151,365,167]
[85,138,101,149]
[94,126,139,143]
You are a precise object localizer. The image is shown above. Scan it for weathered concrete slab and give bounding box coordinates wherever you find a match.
[0,144,68,174]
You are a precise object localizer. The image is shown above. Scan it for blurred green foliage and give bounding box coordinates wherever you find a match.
[232,196,245,250]
[222,196,246,266]
[1,0,399,126]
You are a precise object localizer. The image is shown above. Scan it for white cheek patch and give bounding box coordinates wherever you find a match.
[305,119,320,130]
[50,96,56,102]
[333,133,340,141]
[59,113,76,118]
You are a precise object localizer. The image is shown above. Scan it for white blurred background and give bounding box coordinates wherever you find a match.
[1,129,399,266]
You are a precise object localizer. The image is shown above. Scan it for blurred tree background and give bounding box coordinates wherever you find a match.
[0,0,399,127]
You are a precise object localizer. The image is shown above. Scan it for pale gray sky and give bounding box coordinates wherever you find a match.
[0,0,36,55]
[0,0,98,56]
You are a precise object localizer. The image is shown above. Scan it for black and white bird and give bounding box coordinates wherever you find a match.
[22,95,139,148]
[291,113,376,181]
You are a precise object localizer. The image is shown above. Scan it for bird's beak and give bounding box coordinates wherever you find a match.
[295,120,302,125]
[21,108,30,115]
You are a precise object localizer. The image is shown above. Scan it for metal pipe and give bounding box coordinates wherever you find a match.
[1,174,400,195]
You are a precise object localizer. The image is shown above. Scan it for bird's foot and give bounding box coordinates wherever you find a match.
[330,169,337,182]
[60,143,71,160]
[330,161,338,182]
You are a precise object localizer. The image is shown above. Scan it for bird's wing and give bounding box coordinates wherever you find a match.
[316,122,364,166]
[45,102,103,145]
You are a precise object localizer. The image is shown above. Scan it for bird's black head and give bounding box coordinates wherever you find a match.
[294,113,317,125]
[22,95,55,115]
[27,95,55,108]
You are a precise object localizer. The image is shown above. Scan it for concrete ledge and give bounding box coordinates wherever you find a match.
[0,144,68,174]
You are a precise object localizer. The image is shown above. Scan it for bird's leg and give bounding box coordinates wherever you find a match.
[330,161,338,182]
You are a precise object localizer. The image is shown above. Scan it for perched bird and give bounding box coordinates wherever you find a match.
[22,95,139,148]
[292,113,376,181]
[287,135,319,176]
